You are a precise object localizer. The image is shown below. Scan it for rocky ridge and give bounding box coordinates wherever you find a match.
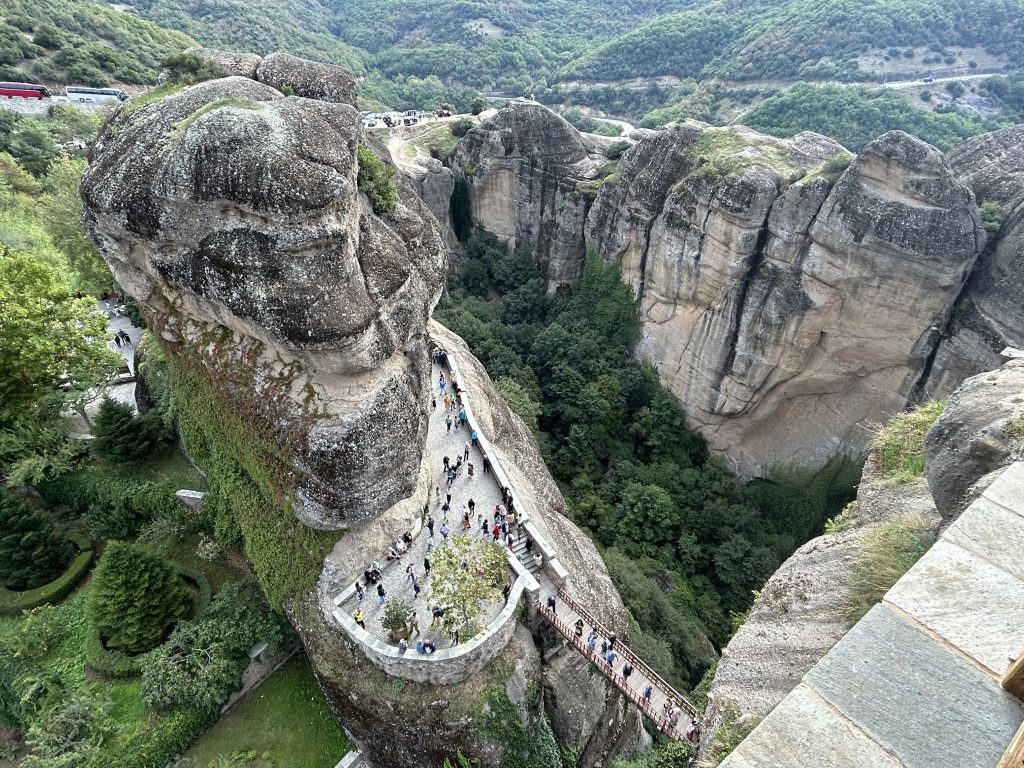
[449,102,1021,477]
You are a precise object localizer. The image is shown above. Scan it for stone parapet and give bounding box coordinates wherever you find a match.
[332,577,526,685]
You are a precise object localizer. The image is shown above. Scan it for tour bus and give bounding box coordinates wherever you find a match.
[65,86,128,103]
[0,82,51,99]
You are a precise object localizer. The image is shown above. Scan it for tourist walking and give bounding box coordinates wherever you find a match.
[643,685,653,703]
[427,516,435,536]
[353,608,365,629]
[463,442,470,460]
[546,594,556,615]
[502,581,512,606]
[440,522,449,542]
[622,662,634,683]
[574,618,584,638]
[424,556,431,578]
[482,454,491,474]
[471,429,478,448]
[355,581,364,603]
[410,611,420,636]
[467,459,474,478]
[377,583,386,605]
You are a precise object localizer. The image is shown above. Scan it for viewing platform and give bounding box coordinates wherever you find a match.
[330,345,700,739]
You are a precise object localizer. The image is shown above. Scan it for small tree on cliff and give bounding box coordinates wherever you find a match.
[429,536,507,631]
[88,541,191,653]
[356,143,397,214]
[470,96,486,115]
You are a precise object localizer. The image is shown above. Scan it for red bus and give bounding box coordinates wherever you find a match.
[0,82,51,99]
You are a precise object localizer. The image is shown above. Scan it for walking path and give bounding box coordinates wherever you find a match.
[335,345,700,742]
[542,590,699,742]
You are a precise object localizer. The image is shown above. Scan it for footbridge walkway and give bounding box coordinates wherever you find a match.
[332,342,698,739]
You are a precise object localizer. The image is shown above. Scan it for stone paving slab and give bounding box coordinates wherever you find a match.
[886,539,1024,676]
[942,496,1024,582]
[980,461,1024,516]
[722,685,901,768]
[804,605,1023,768]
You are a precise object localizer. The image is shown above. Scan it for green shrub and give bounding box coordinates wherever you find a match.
[87,541,191,654]
[605,140,631,160]
[381,599,411,634]
[869,401,944,482]
[979,200,1006,235]
[0,493,71,589]
[141,580,284,712]
[705,702,759,766]
[92,396,167,465]
[470,96,487,115]
[0,547,93,616]
[159,52,226,84]
[84,621,143,678]
[105,705,215,768]
[847,516,931,621]
[37,469,179,539]
[450,117,474,137]
[356,143,397,214]
[21,690,115,768]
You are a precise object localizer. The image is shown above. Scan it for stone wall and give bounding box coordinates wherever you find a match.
[330,577,528,685]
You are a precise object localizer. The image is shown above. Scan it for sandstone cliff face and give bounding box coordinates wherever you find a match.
[453,106,1024,476]
[923,126,1024,397]
[450,100,612,289]
[82,70,445,529]
[588,126,983,475]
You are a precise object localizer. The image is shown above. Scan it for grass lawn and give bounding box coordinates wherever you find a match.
[184,655,350,768]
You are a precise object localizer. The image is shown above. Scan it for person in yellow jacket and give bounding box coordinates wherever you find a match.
[353,608,365,629]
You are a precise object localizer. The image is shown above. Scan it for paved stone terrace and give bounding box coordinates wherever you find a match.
[721,461,1024,767]
[336,360,516,648]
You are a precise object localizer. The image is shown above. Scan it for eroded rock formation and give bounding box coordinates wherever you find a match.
[450,101,617,288]
[84,56,645,768]
[82,70,445,529]
[455,105,994,476]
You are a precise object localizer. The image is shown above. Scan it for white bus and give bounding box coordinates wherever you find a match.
[65,86,127,103]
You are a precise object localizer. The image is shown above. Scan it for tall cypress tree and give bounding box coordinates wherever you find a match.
[87,541,191,653]
[0,494,70,590]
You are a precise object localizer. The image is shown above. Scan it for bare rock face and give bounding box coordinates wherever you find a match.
[925,357,1024,521]
[407,156,456,250]
[82,72,446,528]
[256,52,357,106]
[450,100,609,289]
[586,125,983,475]
[924,126,1024,397]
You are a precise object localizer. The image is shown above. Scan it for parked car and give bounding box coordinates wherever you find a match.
[436,109,452,117]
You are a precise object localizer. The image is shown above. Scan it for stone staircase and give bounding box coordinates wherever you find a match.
[510,532,540,573]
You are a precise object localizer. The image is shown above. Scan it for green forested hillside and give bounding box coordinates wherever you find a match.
[0,0,193,86]
[564,0,1024,83]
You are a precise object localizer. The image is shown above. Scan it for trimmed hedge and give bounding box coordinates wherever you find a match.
[176,564,212,616]
[37,469,180,539]
[0,534,95,616]
[86,564,212,678]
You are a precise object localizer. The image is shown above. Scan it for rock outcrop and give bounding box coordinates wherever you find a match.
[923,126,1024,396]
[925,354,1024,521]
[589,126,982,475]
[455,106,993,475]
[450,100,613,289]
[82,69,445,529]
[705,454,939,724]
[84,57,645,768]
[706,353,1024,747]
